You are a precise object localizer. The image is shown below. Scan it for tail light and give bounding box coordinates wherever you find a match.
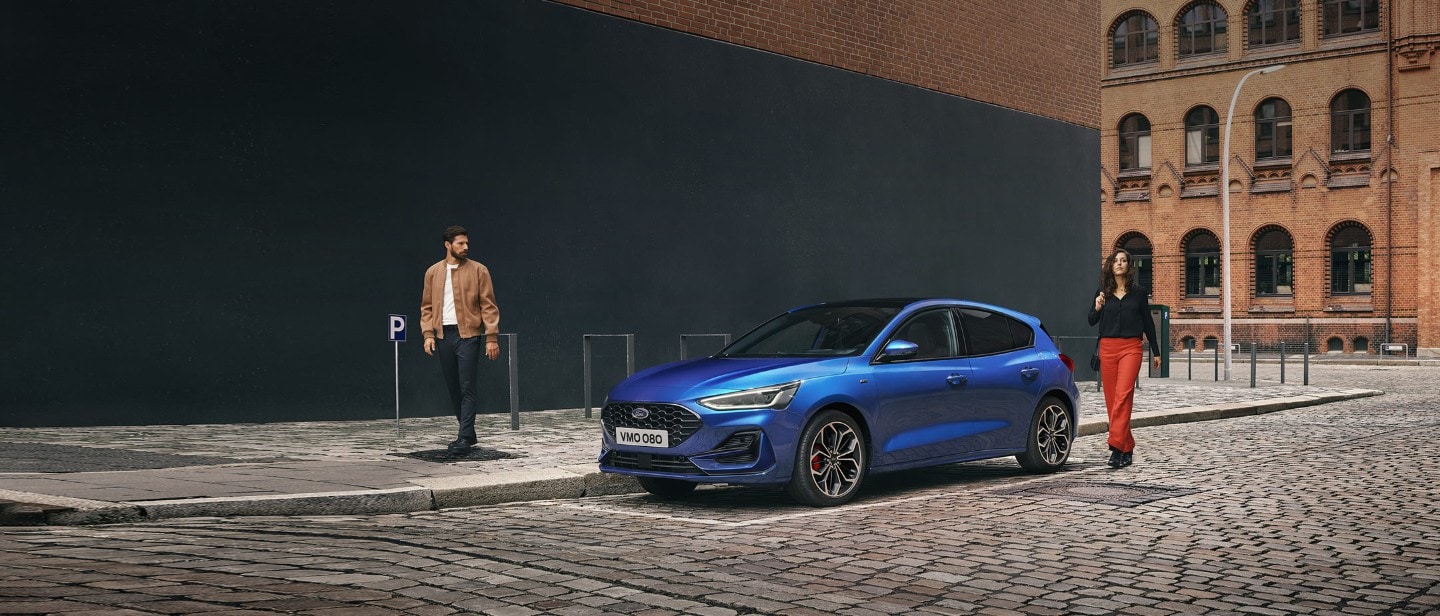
[1058,353,1075,372]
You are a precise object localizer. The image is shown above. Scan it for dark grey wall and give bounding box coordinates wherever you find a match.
[0,0,1100,427]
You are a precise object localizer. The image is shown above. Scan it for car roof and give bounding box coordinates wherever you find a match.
[789,298,1040,324]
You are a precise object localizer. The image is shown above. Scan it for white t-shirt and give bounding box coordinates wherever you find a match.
[442,263,459,326]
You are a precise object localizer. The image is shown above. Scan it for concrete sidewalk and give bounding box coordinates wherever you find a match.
[0,378,1381,525]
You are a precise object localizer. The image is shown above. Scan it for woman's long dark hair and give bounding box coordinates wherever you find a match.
[1100,249,1138,296]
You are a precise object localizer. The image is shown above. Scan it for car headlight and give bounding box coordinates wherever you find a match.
[698,381,800,411]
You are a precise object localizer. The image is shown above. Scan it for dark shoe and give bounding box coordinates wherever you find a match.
[1119,452,1133,467]
[463,436,478,446]
[1107,450,1121,468]
[446,438,471,455]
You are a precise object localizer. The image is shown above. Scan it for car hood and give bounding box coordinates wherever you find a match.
[611,356,853,401]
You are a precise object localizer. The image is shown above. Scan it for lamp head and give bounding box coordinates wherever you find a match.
[1259,64,1286,74]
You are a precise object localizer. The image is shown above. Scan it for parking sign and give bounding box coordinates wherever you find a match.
[388,314,407,342]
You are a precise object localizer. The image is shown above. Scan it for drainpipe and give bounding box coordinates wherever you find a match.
[1384,0,1395,347]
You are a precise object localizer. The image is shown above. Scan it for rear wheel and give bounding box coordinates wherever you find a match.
[785,409,867,507]
[637,476,697,498]
[1016,395,1072,473]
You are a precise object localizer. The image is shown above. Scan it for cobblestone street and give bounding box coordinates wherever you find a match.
[3,363,1438,615]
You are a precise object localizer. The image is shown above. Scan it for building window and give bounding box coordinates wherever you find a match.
[1178,2,1228,56]
[1331,224,1372,295]
[1331,89,1371,154]
[1119,114,1152,171]
[1120,234,1154,291]
[1354,336,1370,352]
[1255,98,1293,160]
[1323,0,1380,36]
[1327,337,1344,352]
[1254,227,1294,296]
[1185,106,1220,166]
[1185,230,1221,297]
[1249,0,1300,46]
[1113,12,1160,67]
[1182,336,1197,350]
[1204,336,1218,350]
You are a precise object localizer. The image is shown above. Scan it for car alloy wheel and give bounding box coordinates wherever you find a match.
[787,409,866,506]
[1017,395,1071,473]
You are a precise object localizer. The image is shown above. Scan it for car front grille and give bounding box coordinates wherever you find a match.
[604,450,703,475]
[602,402,702,447]
[712,430,760,464]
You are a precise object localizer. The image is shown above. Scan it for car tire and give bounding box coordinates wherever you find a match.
[637,476,697,499]
[1016,395,1072,473]
[785,409,867,507]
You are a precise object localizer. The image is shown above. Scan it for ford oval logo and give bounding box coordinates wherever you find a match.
[631,407,651,419]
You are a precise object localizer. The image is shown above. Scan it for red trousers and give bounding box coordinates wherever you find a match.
[1099,337,1144,453]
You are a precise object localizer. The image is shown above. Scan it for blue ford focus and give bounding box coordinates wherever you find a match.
[598,298,1080,507]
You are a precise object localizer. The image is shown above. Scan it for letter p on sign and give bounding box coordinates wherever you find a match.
[388,314,407,342]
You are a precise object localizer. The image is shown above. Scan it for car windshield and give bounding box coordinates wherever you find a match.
[721,304,902,357]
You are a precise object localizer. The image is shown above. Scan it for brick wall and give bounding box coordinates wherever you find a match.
[1098,0,1439,355]
[550,0,1101,129]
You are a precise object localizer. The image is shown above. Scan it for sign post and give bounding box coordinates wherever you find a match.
[388,314,407,439]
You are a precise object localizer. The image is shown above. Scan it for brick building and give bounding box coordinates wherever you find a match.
[1100,0,1440,356]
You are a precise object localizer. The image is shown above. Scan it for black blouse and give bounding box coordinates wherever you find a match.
[1087,286,1161,356]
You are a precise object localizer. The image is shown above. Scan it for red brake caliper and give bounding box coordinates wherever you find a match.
[811,452,821,472]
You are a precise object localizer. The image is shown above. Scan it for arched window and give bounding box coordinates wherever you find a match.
[1249,0,1300,46]
[1331,224,1373,294]
[1254,227,1294,296]
[1119,114,1152,171]
[1178,2,1228,56]
[1255,98,1292,160]
[1113,12,1160,67]
[1185,106,1220,166]
[1331,89,1371,154]
[1354,336,1370,353]
[1324,0,1380,36]
[1204,335,1219,350]
[1181,336,1197,350]
[1327,337,1344,352]
[1185,230,1221,297]
[1119,234,1154,291]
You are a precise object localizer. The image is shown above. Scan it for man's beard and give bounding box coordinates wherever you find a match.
[450,249,468,262]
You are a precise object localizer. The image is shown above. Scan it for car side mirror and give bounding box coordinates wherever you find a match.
[877,339,919,362]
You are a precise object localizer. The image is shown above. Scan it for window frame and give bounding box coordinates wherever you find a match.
[1323,0,1380,37]
[1185,231,1222,298]
[1119,114,1153,171]
[1112,12,1160,67]
[1185,106,1221,166]
[1120,234,1154,292]
[1178,2,1229,57]
[1254,228,1294,297]
[1330,90,1372,155]
[1248,0,1301,47]
[879,308,960,362]
[1330,226,1373,296]
[1254,98,1293,161]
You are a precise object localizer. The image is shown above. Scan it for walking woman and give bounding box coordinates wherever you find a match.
[1088,249,1162,468]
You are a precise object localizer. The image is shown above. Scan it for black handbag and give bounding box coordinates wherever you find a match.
[1089,337,1101,372]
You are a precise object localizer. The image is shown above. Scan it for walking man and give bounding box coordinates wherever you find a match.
[420,225,500,455]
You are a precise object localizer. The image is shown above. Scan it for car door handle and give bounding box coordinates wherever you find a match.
[1020,367,1040,379]
[946,374,967,385]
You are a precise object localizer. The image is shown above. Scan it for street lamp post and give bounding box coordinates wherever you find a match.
[1221,64,1284,380]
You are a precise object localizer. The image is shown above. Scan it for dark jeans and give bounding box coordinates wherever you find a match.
[437,325,480,443]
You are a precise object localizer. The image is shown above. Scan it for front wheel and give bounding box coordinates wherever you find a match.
[1016,395,1072,473]
[637,476,697,499]
[786,409,867,507]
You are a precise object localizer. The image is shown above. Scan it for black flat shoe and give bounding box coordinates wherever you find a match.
[1107,450,1121,468]
[1119,452,1133,467]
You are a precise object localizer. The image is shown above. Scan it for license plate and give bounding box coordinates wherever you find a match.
[615,427,669,448]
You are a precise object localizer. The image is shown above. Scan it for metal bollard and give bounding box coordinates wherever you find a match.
[500,333,520,430]
[1280,341,1286,384]
[1303,342,1310,385]
[680,333,731,359]
[583,334,635,419]
[1250,342,1257,388]
[1187,347,1192,380]
[1213,343,1219,381]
